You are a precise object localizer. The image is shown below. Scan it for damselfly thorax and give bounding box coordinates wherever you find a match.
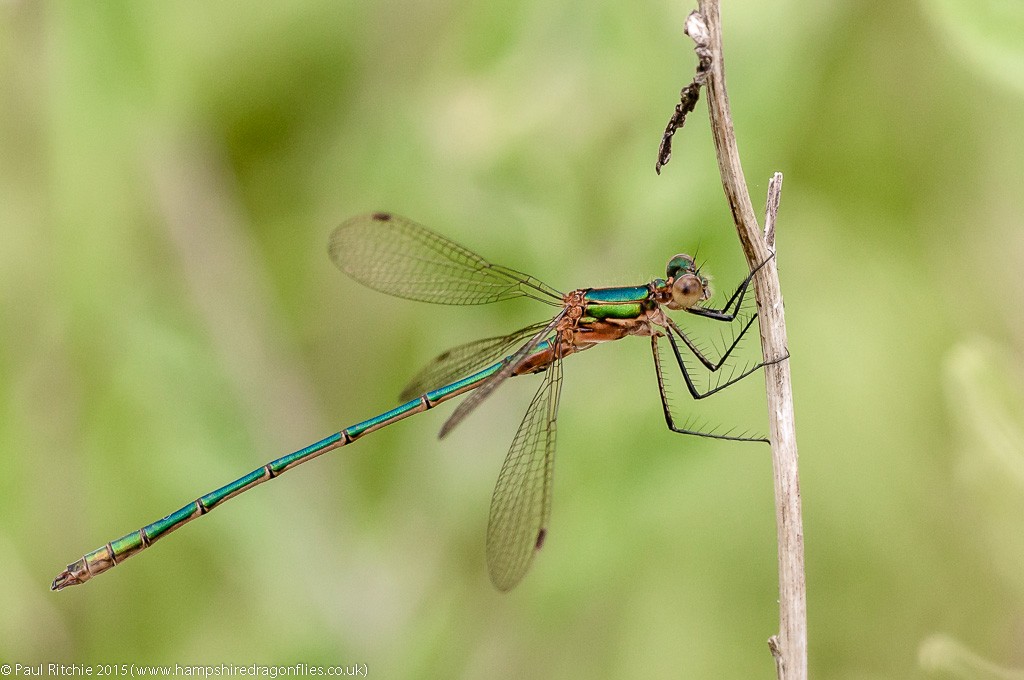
[516,270,714,376]
[53,212,783,593]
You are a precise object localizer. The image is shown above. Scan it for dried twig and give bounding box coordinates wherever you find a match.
[655,12,712,174]
[661,4,806,679]
[764,172,783,249]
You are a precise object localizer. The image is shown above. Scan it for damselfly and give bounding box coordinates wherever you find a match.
[53,212,779,592]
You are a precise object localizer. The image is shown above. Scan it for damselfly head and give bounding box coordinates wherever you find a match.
[665,253,711,310]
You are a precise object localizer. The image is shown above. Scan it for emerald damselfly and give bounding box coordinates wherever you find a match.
[52,212,779,592]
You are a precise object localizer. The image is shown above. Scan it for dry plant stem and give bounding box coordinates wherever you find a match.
[690,3,807,679]
[765,173,783,248]
[656,19,712,174]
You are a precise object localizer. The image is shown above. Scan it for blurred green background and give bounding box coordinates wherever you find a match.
[3,0,1023,677]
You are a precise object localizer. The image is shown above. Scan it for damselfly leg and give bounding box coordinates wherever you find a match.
[651,253,783,442]
[663,252,773,372]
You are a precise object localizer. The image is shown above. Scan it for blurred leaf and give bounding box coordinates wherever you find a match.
[921,0,1024,92]
[920,633,1024,680]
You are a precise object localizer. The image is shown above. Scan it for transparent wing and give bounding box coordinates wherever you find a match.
[399,320,553,401]
[329,213,562,305]
[486,352,564,591]
[438,312,564,438]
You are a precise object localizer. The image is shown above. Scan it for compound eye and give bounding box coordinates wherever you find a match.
[669,274,705,310]
[667,254,698,280]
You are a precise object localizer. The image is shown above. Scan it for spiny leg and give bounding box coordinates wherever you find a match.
[663,312,758,373]
[663,250,774,371]
[687,251,774,322]
[650,333,768,443]
[660,329,787,401]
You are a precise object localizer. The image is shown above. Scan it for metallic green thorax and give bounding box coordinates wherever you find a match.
[582,285,654,321]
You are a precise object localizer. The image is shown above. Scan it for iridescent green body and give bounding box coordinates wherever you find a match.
[53,212,768,593]
[581,286,654,321]
[53,360,507,589]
